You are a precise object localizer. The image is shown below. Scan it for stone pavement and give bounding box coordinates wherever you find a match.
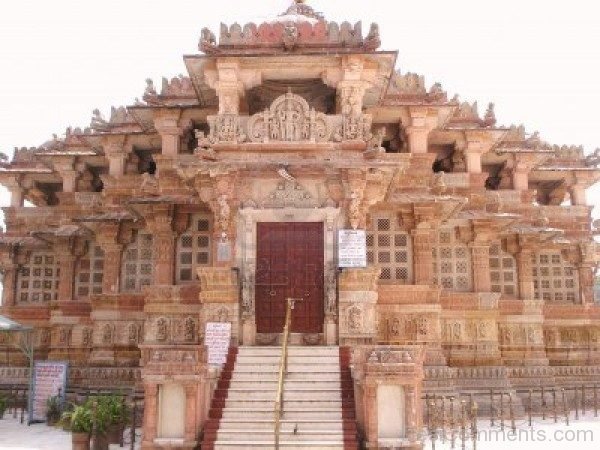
[0,416,140,450]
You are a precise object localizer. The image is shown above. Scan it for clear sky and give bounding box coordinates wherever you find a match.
[0,0,599,214]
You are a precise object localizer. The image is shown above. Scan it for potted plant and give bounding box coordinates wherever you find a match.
[0,394,7,420]
[46,395,62,426]
[98,395,129,445]
[63,405,93,450]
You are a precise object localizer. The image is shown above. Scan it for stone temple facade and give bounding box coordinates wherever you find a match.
[1,0,600,448]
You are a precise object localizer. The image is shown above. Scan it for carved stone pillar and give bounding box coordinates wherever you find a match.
[578,263,595,304]
[406,106,438,154]
[471,243,491,292]
[103,136,128,177]
[97,224,123,294]
[3,178,24,207]
[570,183,587,206]
[154,110,184,157]
[1,265,18,307]
[56,246,76,302]
[148,207,175,285]
[184,384,197,441]
[142,383,158,447]
[517,248,535,300]
[61,170,79,193]
[411,228,434,285]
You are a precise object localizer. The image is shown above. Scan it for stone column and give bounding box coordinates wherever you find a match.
[406,106,439,154]
[103,136,128,177]
[405,386,417,442]
[61,170,79,193]
[570,184,587,206]
[56,246,76,302]
[184,384,197,442]
[142,383,158,445]
[4,178,24,207]
[517,248,535,300]
[471,243,491,292]
[513,168,529,191]
[412,228,434,285]
[1,265,18,307]
[97,224,123,294]
[154,111,184,157]
[148,206,175,285]
[578,263,595,304]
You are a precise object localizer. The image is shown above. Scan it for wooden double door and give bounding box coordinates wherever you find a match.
[255,222,324,334]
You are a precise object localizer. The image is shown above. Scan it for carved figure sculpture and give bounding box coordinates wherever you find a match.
[156,318,168,342]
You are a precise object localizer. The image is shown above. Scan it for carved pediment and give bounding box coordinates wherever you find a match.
[262,180,318,208]
[247,92,330,143]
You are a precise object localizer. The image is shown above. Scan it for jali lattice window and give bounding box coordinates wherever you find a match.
[121,231,154,292]
[176,214,212,283]
[75,245,104,298]
[533,251,579,302]
[432,228,472,291]
[16,252,59,303]
[489,243,518,297]
[366,215,412,284]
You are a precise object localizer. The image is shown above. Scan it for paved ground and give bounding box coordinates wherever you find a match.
[0,416,141,450]
[1,412,599,450]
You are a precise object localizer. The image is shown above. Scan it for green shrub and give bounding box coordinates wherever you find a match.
[46,395,62,424]
[0,395,7,415]
[62,405,93,434]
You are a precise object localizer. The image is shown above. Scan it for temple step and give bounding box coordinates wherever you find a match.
[201,346,360,450]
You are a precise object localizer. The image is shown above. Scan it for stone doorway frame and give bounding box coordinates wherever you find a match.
[237,207,342,345]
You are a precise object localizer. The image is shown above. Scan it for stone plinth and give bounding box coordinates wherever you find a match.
[339,267,380,346]
[352,345,425,449]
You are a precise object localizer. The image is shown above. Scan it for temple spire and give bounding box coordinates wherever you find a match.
[280,0,325,21]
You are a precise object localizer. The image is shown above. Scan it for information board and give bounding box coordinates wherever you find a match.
[338,229,367,268]
[205,322,232,366]
[30,361,68,423]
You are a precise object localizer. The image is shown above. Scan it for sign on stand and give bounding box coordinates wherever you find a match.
[338,229,367,268]
[205,322,232,367]
[30,361,68,423]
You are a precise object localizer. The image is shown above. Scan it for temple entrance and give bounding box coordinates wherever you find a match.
[255,222,324,334]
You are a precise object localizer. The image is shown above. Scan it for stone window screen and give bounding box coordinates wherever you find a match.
[121,231,154,292]
[489,243,518,297]
[75,245,104,299]
[176,214,212,283]
[432,228,472,292]
[532,251,579,303]
[366,215,413,284]
[16,252,59,303]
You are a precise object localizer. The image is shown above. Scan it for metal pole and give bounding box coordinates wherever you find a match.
[541,386,546,420]
[553,388,558,423]
[26,331,34,426]
[582,385,586,416]
[561,388,569,426]
[594,384,598,417]
[130,391,137,450]
[499,392,504,431]
[509,393,515,432]
[574,386,579,420]
[528,389,532,427]
[490,389,495,427]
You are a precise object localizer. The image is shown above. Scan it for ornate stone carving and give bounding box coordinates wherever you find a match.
[101,323,114,345]
[197,114,247,147]
[156,318,169,342]
[241,263,255,315]
[247,92,330,143]
[184,317,196,342]
[262,181,317,209]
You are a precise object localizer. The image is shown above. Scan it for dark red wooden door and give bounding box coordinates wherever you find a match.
[255,222,324,334]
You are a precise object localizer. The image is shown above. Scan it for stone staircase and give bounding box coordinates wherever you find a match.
[202,346,359,450]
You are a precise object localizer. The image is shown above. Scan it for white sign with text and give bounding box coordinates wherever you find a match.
[338,229,367,268]
[205,322,232,366]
